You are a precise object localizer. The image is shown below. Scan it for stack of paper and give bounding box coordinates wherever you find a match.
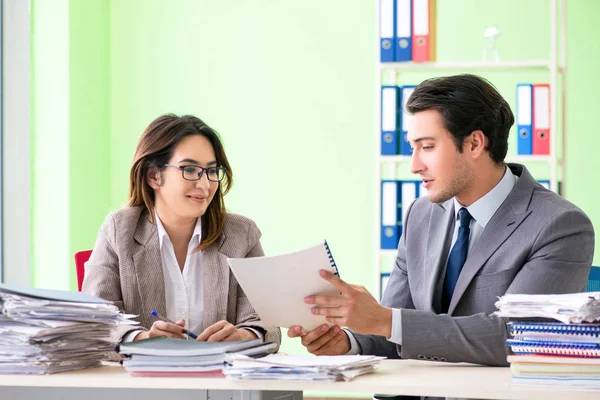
[495,292,600,390]
[0,283,137,374]
[508,354,600,390]
[223,354,384,382]
[505,322,600,391]
[118,337,277,377]
[494,292,600,323]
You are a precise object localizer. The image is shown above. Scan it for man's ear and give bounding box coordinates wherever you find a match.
[467,130,487,157]
[147,168,162,189]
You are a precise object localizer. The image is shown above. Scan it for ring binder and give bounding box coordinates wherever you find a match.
[227,240,343,330]
[323,240,340,277]
[509,322,600,335]
[508,339,600,349]
[507,338,600,357]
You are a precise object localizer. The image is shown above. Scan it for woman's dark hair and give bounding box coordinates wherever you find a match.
[128,114,232,250]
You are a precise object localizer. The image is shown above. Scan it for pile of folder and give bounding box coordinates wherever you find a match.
[380,0,436,63]
[223,354,384,382]
[380,179,428,250]
[516,83,551,155]
[380,85,416,156]
[117,337,277,377]
[0,283,136,374]
[495,292,600,390]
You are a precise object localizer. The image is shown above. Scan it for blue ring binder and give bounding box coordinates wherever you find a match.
[323,240,340,277]
[507,339,600,350]
[509,322,600,335]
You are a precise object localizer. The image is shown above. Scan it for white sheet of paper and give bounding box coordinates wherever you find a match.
[227,241,340,331]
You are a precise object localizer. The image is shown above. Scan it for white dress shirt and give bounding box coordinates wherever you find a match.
[347,166,518,354]
[123,214,262,342]
[123,215,204,342]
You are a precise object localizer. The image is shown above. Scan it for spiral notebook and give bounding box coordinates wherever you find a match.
[507,339,600,357]
[509,322,600,344]
[227,240,340,331]
[509,322,600,334]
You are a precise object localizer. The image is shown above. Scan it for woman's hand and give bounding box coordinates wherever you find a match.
[197,320,257,342]
[134,319,187,341]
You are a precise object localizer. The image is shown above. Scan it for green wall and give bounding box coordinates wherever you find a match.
[68,0,111,290]
[31,0,600,374]
[31,0,71,289]
[565,1,600,223]
[31,0,111,290]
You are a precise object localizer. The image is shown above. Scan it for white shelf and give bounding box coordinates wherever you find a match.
[379,60,563,72]
[505,155,561,164]
[373,0,566,301]
[379,155,558,164]
[378,155,411,162]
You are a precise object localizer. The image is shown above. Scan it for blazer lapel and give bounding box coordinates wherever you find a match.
[202,233,228,328]
[448,164,534,314]
[132,212,167,322]
[423,199,455,312]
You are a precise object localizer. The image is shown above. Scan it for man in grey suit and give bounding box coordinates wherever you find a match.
[288,74,594,367]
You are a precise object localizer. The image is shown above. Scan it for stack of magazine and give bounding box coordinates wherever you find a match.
[223,353,385,382]
[495,292,600,390]
[0,283,136,374]
[117,337,277,377]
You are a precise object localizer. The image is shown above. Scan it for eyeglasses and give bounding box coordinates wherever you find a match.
[163,164,227,182]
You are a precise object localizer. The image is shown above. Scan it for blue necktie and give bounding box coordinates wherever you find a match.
[442,207,472,313]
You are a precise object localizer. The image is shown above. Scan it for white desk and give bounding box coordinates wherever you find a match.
[0,360,596,400]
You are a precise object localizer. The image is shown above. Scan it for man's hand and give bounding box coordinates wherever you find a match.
[135,319,186,341]
[287,324,351,355]
[305,270,393,336]
[197,320,257,342]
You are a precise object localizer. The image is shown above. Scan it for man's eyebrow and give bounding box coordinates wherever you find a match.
[412,136,436,143]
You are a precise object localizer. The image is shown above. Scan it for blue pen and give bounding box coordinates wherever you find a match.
[150,310,198,339]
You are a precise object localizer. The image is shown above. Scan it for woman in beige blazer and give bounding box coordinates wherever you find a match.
[82,114,280,347]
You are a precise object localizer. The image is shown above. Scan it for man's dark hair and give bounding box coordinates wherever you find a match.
[406,74,514,164]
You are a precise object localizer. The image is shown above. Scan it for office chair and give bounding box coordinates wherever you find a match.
[74,250,93,291]
[586,266,600,293]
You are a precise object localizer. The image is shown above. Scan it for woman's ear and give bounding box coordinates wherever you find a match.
[147,168,162,189]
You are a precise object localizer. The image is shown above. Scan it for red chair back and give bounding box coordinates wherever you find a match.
[74,250,93,291]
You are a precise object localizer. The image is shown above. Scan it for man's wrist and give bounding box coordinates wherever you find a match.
[377,306,393,337]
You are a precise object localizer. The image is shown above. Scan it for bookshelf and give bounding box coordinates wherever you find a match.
[378,60,562,71]
[374,0,566,300]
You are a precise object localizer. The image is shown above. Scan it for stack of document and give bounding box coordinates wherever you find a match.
[506,321,600,390]
[117,337,277,377]
[0,283,137,374]
[223,354,384,382]
[495,292,600,390]
[494,292,600,323]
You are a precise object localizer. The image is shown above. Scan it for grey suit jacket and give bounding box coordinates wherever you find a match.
[354,164,594,366]
[82,206,281,347]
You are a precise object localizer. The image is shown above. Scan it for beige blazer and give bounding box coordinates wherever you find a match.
[82,206,281,347]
